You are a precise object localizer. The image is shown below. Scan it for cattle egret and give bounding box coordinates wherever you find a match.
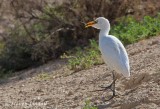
[85,17,130,100]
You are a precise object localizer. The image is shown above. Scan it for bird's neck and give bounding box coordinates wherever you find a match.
[99,29,109,38]
[99,22,110,37]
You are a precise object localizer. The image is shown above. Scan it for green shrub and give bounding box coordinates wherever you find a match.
[0,27,34,71]
[0,1,72,71]
[83,100,97,109]
[62,40,103,72]
[0,22,59,71]
[110,15,160,45]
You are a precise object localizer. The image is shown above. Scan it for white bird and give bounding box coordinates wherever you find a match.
[85,17,130,100]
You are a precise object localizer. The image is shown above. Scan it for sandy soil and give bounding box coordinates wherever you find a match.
[0,36,160,109]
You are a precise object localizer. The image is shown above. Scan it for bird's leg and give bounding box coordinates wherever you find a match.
[106,72,116,100]
[99,71,117,101]
[100,71,116,90]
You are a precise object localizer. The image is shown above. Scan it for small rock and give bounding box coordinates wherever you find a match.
[37,89,43,93]
[67,91,73,96]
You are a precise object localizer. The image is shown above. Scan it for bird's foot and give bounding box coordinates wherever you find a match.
[99,82,118,101]
[93,84,112,92]
[99,82,113,90]
[104,93,116,101]
[102,88,118,101]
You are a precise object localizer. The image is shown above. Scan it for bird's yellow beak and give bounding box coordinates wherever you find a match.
[85,21,96,28]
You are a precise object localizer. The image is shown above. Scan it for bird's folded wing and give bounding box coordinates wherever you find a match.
[100,36,130,77]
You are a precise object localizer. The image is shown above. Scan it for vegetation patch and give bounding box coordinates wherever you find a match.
[83,100,98,109]
[36,72,52,81]
[111,14,160,45]
[61,40,103,72]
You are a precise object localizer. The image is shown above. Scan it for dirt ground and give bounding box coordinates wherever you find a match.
[0,36,160,109]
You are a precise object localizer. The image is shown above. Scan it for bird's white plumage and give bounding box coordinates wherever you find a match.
[92,17,130,77]
[99,35,130,77]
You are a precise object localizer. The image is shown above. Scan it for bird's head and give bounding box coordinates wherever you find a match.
[85,17,110,30]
